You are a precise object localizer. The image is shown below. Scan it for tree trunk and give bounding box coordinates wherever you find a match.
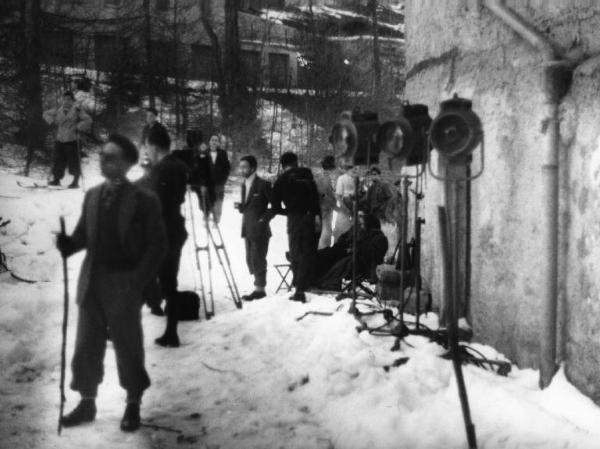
[21,0,44,175]
[370,0,381,97]
[199,0,226,100]
[143,0,155,108]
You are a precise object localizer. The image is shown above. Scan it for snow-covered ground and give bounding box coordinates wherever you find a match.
[2,161,600,449]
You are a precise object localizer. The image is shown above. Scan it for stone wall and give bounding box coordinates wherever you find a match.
[403,0,600,402]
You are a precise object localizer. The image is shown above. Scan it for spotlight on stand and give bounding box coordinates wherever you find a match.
[378,103,432,168]
[330,109,379,166]
[330,114,358,164]
[429,94,483,168]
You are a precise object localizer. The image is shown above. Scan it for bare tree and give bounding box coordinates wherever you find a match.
[20,0,45,175]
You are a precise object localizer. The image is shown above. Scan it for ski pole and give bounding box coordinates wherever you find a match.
[58,216,69,436]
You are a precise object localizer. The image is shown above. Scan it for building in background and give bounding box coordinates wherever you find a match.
[40,0,403,94]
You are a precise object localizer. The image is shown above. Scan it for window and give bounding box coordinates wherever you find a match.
[190,44,215,80]
[156,0,169,12]
[42,28,74,67]
[268,53,289,88]
[104,0,122,7]
[149,40,178,77]
[241,50,261,86]
[94,34,118,72]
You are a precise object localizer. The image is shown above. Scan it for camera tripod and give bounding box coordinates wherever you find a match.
[186,189,242,320]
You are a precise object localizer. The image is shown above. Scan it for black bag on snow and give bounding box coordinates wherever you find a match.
[176,291,200,321]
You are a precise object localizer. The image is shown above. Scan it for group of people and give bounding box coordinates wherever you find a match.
[55,109,231,432]
[53,106,397,432]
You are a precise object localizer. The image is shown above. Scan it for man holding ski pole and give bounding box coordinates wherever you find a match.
[56,134,167,432]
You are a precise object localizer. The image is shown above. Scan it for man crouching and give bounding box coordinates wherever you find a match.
[56,134,167,432]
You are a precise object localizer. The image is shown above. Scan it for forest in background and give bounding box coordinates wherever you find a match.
[0,0,404,174]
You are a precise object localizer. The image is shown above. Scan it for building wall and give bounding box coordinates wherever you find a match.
[403,0,600,403]
[41,0,302,87]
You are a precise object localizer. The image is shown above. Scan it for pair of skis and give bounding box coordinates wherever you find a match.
[186,189,242,320]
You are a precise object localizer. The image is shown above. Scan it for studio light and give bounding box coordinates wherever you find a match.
[429,94,482,162]
[377,103,432,166]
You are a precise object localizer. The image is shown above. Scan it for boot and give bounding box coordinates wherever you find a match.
[68,176,79,189]
[60,399,96,427]
[120,403,141,432]
[289,291,306,303]
[155,298,180,347]
[48,179,60,187]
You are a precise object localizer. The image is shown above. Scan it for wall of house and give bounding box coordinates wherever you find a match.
[402,0,600,403]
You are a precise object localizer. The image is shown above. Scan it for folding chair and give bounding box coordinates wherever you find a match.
[274,263,293,293]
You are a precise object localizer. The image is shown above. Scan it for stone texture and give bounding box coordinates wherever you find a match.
[404,0,600,403]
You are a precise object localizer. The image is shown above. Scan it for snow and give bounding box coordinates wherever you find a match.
[2,162,600,449]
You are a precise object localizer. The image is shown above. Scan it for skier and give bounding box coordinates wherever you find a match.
[43,91,92,188]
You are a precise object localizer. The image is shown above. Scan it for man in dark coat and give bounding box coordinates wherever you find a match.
[206,134,230,223]
[181,130,216,217]
[235,155,272,301]
[360,166,393,221]
[140,107,167,149]
[271,152,321,303]
[316,213,388,291]
[143,125,189,348]
[56,134,167,432]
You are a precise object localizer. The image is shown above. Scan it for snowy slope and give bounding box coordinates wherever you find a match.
[1,165,600,449]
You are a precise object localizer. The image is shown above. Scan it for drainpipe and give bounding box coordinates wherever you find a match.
[482,0,564,388]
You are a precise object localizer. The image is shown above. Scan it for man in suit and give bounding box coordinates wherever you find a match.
[56,134,167,432]
[144,125,189,348]
[271,152,321,303]
[234,155,272,301]
[206,135,230,223]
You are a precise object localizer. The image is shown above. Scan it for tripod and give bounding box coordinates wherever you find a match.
[186,189,242,319]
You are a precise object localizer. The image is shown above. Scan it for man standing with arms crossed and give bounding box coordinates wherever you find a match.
[235,155,272,301]
[56,134,167,432]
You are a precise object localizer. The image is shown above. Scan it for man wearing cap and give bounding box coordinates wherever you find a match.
[56,134,167,432]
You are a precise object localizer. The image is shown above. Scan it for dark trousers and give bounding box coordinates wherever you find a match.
[288,213,318,292]
[213,184,225,223]
[71,268,150,399]
[143,229,186,309]
[161,230,187,336]
[245,237,269,288]
[52,140,80,181]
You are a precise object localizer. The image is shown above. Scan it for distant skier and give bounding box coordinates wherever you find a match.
[43,91,92,188]
[56,134,167,432]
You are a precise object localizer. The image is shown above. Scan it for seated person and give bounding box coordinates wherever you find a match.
[314,220,359,278]
[315,213,388,291]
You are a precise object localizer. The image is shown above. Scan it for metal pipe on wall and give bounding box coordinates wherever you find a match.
[482,0,562,388]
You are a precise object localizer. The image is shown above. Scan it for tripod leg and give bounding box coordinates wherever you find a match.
[187,190,211,319]
[207,223,242,309]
